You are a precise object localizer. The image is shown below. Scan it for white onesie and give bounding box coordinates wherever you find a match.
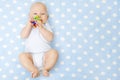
[25,23,52,70]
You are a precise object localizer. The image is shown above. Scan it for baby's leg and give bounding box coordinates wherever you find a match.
[43,49,58,76]
[19,52,39,78]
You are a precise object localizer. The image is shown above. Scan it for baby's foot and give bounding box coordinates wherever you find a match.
[31,69,40,78]
[43,69,49,77]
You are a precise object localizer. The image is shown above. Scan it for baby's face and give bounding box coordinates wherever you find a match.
[30,3,48,24]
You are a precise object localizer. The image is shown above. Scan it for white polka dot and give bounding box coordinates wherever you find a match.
[0,56,5,60]
[50,2,55,6]
[4,63,9,67]
[60,37,65,41]
[12,58,17,62]
[113,1,118,5]
[101,11,106,15]
[3,15,8,18]
[14,76,18,80]
[112,73,117,77]
[77,56,82,60]
[94,76,99,80]
[61,2,66,6]
[95,52,99,56]
[5,4,10,8]
[101,59,105,63]
[78,8,82,13]
[89,10,94,14]
[72,49,76,54]
[95,64,99,68]
[67,8,71,12]
[66,20,71,24]
[83,63,88,67]
[17,64,22,68]
[72,14,77,18]
[0,68,2,72]
[60,73,64,77]
[101,23,106,28]
[84,3,88,7]
[55,8,60,12]
[17,6,22,10]
[89,22,94,26]
[9,69,14,74]
[3,44,8,48]
[78,32,83,37]
[96,16,100,20]
[65,67,70,71]
[112,49,117,53]
[66,31,71,36]
[77,68,82,72]
[102,0,106,3]
[95,28,99,32]
[66,44,71,47]
[72,2,77,6]
[89,58,94,62]
[66,56,71,59]
[94,40,99,44]
[83,51,88,55]
[100,72,106,76]
[60,61,64,65]
[83,75,87,79]
[72,73,76,78]
[72,26,76,30]
[71,62,76,66]
[106,66,111,70]
[83,15,88,19]
[96,4,100,8]
[83,27,88,31]
[0,8,3,12]
[89,70,94,74]
[55,43,59,47]
[106,54,111,58]
[77,20,82,24]
[112,13,117,17]
[24,2,28,6]
[2,74,7,78]
[112,61,117,65]
[21,72,26,75]
[78,44,82,48]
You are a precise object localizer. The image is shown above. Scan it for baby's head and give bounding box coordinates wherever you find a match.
[29,2,48,24]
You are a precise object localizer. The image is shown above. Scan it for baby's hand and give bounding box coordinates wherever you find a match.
[36,20,43,29]
[28,16,38,28]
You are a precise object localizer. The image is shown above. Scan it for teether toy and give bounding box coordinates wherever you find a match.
[30,15,42,28]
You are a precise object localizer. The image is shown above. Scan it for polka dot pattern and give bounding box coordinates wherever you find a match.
[0,0,120,80]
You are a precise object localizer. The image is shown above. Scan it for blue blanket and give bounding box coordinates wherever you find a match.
[0,0,120,80]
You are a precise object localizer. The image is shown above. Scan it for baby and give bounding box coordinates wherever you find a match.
[19,2,58,78]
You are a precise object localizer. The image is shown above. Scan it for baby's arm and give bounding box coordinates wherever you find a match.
[20,20,32,39]
[37,21,53,42]
[39,26,54,42]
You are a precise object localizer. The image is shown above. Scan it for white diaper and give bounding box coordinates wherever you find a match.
[32,52,45,71]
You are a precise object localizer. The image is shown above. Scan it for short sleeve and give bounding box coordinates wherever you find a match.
[44,23,53,33]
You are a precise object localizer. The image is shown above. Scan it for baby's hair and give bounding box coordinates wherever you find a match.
[30,2,48,16]
[30,2,47,11]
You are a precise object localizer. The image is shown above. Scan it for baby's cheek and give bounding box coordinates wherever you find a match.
[42,17,48,23]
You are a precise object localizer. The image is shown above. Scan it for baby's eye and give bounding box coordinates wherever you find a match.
[34,13,37,15]
[41,13,46,15]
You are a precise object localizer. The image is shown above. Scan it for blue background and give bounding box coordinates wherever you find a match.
[0,0,120,80]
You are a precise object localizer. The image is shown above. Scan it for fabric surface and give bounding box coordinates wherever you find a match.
[0,0,120,80]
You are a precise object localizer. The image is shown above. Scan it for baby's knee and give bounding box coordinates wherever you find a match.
[19,53,30,60]
[19,53,25,60]
[50,49,58,57]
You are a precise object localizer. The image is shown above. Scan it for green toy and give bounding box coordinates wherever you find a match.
[30,15,42,28]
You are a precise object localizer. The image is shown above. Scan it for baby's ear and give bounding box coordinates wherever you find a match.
[47,15,49,19]
[29,12,31,18]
